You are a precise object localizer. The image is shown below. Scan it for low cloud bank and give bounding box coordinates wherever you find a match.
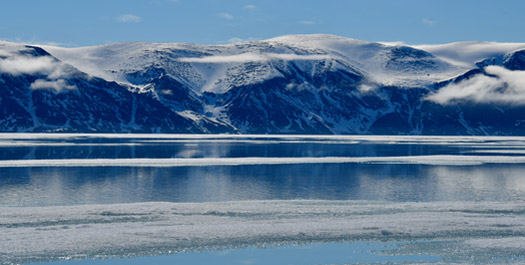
[425,66,525,105]
[30,79,77,93]
[178,53,331,64]
[0,56,57,76]
[0,51,72,79]
[0,47,78,92]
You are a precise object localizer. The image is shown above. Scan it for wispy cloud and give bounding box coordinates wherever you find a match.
[178,53,331,63]
[422,18,436,26]
[223,37,259,44]
[380,41,407,46]
[218,13,233,20]
[226,38,245,43]
[168,0,180,3]
[299,20,316,25]
[243,4,256,10]
[115,14,142,23]
[425,66,525,105]
[30,79,77,93]
[4,37,75,48]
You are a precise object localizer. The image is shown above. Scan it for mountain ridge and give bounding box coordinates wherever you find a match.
[2,34,525,135]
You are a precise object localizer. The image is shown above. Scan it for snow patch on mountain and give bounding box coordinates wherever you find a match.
[266,34,465,87]
[40,34,463,92]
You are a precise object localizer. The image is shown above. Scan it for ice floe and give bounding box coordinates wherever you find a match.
[1,200,525,264]
[2,155,525,168]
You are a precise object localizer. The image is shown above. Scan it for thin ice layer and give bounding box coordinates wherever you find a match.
[1,200,525,264]
[3,155,525,167]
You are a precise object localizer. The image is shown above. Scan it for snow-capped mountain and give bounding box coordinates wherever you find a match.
[2,34,525,134]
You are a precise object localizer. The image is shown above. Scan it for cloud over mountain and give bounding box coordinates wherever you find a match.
[30,79,77,92]
[426,66,525,105]
[2,35,525,135]
[178,53,332,63]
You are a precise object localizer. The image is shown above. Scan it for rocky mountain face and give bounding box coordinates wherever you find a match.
[1,35,525,135]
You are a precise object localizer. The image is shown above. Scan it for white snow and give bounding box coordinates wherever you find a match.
[3,35,525,97]
[1,200,525,264]
[266,34,466,87]
[25,34,493,92]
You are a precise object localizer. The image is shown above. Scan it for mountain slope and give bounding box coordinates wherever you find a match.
[0,44,204,133]
[1,35,525,135]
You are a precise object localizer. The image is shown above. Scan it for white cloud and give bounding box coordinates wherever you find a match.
[178,53,332,63]
[30,79,77,93]
[222,37,259,44]
[115,14,142,23]
[422,18,436,26]
[380,41,407,46]
[0,50,14,57]
[226,38,245,43]
[243,4,256,10]
[425,66,525,105]
[0,56,57,75]
[299,20,316,25]
[0,47,74,79]
[358,83,378,93]
[218,13,233,20]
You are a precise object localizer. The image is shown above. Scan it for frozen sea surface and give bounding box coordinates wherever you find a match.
[1,134,525,264]
[2,200,525,264]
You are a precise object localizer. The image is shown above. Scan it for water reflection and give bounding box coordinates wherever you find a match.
[1,135,525,206]
[2,163,525,206]
[0,138,463,160]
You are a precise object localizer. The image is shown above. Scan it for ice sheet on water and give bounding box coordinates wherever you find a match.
[3,155,525,167]
[3,134,525,151]
[1,133,525,141]
[1,200,525,264]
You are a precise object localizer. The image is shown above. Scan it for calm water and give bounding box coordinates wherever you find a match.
[1,134,525,264]
[1,134,525,206]
[33,242,442,265]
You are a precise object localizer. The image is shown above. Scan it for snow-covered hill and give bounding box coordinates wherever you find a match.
[2,34,525,134]
[43,34,464,90]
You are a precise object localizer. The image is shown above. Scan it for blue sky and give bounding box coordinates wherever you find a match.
[1,0,525,47]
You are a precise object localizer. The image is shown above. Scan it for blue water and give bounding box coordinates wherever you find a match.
[1,135,525,206]
[2,163,525,206]
[33,242,441,265]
